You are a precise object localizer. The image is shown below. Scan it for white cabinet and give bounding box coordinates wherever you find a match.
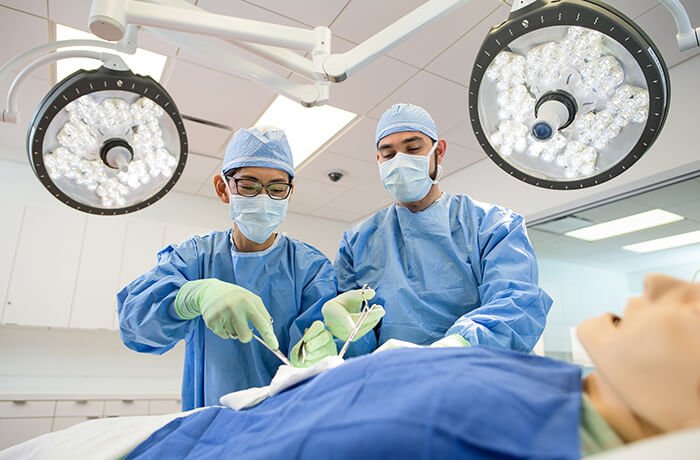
[148,399,182,415]
[3,204,86,327]
[113,219,166,329]
[54,400,103,417]
[52,416,91,431]
[0,201,24,322]
[104,399,149,417]
[70,217,127,330]
[0,417,54,450]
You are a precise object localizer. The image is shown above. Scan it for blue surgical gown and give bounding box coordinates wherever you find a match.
[335,193,552,351]
[118,230,363,410]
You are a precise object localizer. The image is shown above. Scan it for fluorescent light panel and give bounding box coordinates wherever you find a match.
[255,95,356,166]
[623,230,700,253]
[55,24,167,82]
[565,209,685,241]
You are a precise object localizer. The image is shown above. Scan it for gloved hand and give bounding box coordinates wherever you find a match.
[322,289,385,341]
[174,278,278,349]
[290,320,337,368]
[429,334,471,348]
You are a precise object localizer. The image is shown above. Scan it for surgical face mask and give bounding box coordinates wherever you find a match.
[378,143,442,203]
[224,178,289,243]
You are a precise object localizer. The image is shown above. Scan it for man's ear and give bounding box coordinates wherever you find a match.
[213,175,230,204]
[436,139,447,164]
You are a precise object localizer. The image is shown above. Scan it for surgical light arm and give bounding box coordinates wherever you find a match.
[2,0,699,123]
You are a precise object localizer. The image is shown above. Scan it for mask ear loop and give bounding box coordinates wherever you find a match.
[429,142,443,184]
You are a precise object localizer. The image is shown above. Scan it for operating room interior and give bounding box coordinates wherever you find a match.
[0,0,699,455]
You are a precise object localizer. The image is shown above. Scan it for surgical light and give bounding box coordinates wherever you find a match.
[28,65,187,214]
[469,0,671,189]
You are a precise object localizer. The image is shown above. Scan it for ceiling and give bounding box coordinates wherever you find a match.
[529,176,700,273]
[0,0,698,222]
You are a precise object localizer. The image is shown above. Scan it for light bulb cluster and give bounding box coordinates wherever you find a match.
[45,95,177,208]
[484,26,650,179]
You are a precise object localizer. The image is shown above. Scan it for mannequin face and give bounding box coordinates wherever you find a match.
[577,274,700,432]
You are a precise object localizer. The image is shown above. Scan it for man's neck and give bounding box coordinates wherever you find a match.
[399,185,442,213]
[583,372,661,443]
[231,227,276,252]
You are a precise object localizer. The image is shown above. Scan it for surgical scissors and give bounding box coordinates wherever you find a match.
[252,333,292,366]
[338,284,375,359]
[229,330,292,367]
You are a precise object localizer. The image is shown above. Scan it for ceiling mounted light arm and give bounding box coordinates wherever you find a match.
[322,0,470,81]
[89,0,319,51]
[2,51,129,123]
[659,0,700,51]
[148,28,329,107]
[0,25,139,123]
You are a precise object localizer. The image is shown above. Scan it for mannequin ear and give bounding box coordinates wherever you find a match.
[214,175,230,204]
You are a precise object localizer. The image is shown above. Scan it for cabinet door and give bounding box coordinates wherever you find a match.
[0,417,53,450]
[3,204,85,327]
[70,217,127,329]
[112,219,166,329]
[0,202,24,321]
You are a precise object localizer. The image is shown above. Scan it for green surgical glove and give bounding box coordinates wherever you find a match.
[430,334,471,348]
[290,320,337,368]
[174,279,278,349]
[322,289,385,341]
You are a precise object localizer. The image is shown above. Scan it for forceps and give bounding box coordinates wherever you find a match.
[338,284,375,359]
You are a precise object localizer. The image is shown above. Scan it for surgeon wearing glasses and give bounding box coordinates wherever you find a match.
[117,127,376,411]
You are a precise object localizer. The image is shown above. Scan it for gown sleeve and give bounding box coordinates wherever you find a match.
[117,240,200,354]
[446,211,552,352]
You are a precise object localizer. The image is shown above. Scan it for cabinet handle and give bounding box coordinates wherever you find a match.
[122,399,134,403]
[11,400,27,405]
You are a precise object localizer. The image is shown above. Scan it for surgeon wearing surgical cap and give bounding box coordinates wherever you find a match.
[329,104,552,352]
[118,127,375,410]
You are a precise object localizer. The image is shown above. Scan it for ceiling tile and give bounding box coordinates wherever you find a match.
[629,179,700,210]
[311,202,372,223]
[1,6,49,73]
[0,75,50,163]
[443,120,483,153]
[184,119,232,158]
[296,151,374,189]
[429,4,509,86]
[634,2,700,68]
[331,0,423,49]
[333,0,506,68]
[441,143,484,177]
[166,58,275,128]
[367,70,469,133]
[323,37,419,115]
[244,0,349,26]
[288,177,352,214]
[173,154,221,194]
[0,0,46,17]
[324,116,378,164]
[389,0,503,68]
[314,183,393,223]
[605,0,658,18]
[178,0,307,76]
[48,0,179,56]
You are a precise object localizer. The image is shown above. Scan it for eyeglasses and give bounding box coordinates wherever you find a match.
[227,176,293,200]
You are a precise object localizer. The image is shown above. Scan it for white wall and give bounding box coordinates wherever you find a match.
[441,54,700,222]
[538,259,630,353]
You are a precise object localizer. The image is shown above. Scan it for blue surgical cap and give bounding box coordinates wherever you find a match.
[222,127,295,178]
[375,103,438,147]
